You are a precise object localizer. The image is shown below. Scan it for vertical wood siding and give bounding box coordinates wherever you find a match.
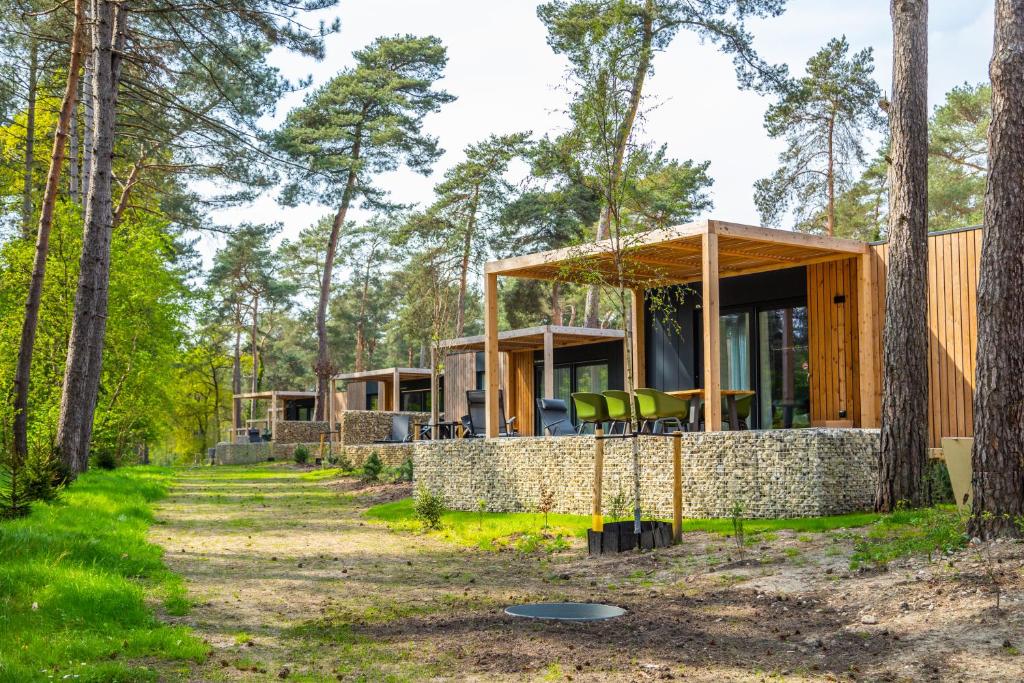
[443,352,476,422]
[505,350,535,436]
[868,228,980,447]
[344,382,366,411]
[807,257,861,426]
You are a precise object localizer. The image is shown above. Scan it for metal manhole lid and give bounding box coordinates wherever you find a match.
[504,602,626,621]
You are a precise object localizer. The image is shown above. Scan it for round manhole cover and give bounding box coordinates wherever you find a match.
[504,602,626,621]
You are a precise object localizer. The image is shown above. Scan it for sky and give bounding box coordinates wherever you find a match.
[202,0,994,270]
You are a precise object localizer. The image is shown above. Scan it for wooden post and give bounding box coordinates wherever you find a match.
[672,430,682,543]
[592,426,604,532]
[857,250,880,427]
[270,391,278,441]
[484,272,500,437]
[631,289,646,388]
[391,368,401,412]
[430,347,439,440]
[702,226,722,431]
[542,326,554,398]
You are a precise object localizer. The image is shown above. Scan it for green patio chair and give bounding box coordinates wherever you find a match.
[699,393,754,430]
[634,388,693,434]
[570,392,611,434]
[602,390,639,434]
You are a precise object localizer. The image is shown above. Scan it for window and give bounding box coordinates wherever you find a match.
[757,306,810,428]
[536,360,611,433]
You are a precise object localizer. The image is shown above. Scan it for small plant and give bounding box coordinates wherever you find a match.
[730,501,746,556]
[413,485,446,530]
[476,498,487,530]
[538,485,555,529]
[292,445,310,465]
[392,457,413,483]
[362,452,384,482]
[608,483,628,522]
[333,453,353,472]
[92,448,118,470]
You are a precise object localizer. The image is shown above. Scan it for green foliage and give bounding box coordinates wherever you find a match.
[755,36,885,235]
[391,457,414,483]
[928,82,989,231]
[293,445,311,465]
[92,448,119,470]
[0,467,208,680]
[538,484,555,529]
[730,501,746,553]
[361,452,384,482]
[413,485,447,531]
[608,484,628,521]
[850,505,967,569]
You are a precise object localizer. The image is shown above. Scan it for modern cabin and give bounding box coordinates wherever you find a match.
[231,390,317,442]
[331,367,435,419]
[480,218,980,446]
[440,325,625,435]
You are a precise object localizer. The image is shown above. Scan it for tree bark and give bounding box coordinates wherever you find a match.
[877,0,930,512]
[968,0,1024,539]
[22,38,38,239]
[55,0,125,475]
[10,0,86,459]
[69,80,80,203]
[550,282,562,326]
[81,33,94,201]
[454,188,480,337]
[826,114,836,237]
[250,295,259,419]
[232,328,242,436]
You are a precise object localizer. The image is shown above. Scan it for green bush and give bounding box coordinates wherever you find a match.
[293,445,310,465]
[413,485,447,530]
[850,505,967,569]
[362,452,384,482]
[1,438,62,519]
[92,448,118,470]
[391,457,413,483]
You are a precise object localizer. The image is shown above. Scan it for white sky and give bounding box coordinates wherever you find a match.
[202,0,993,270]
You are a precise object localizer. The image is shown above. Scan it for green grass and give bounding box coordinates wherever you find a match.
[0,466,208,682]
[365,498,880,550]
[850,505,967,569]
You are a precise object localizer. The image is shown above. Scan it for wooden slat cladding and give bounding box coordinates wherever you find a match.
[443,351,476,422]
[345,382,366,411]
[505,350,535,436]
[807,258,861,426]
[867,228,981,447]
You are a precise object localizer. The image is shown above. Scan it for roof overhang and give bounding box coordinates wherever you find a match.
[233,390,316,401]
[441,325,624,353]
[484,219,868,288]
[333,367,432,383]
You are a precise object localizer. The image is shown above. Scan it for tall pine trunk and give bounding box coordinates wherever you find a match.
[877,0,929,511]
[10,0,86,459]
[968,0,1024,539]
[55,0,125,475]
[249,295,259,419]
[232,328,242,436]
[21,38,38,238]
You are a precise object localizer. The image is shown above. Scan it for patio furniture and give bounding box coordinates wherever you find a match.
[666,389,754,431]
[571,392,611,434]
[634,388,693,433]
[700,394,753,430]
[602,390,640,434]
[464,390,517,437]
[374,414,412,443]
[536,398,575,436]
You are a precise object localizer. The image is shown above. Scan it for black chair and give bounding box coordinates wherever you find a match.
[536,398,575,436]
[464,389,517,437]
[375,414,412,443]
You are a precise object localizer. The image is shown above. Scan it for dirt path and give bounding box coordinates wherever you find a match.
[151,464,1024,682]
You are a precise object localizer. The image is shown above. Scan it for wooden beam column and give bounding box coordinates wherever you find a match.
[542,326,554,399]
[391,368,401,412]
[270,390,278,440]
[702,227,722,431]
[857,251,880,427]
[485,272,500,437]
[630,289,646,389]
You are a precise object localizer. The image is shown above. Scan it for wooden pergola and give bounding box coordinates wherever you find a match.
[233,390,317,441]
[331,367,432,413]
[441,325,624,402]
[482,219,879,437]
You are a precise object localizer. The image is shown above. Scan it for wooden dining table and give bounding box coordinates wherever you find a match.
[666,388,755,431]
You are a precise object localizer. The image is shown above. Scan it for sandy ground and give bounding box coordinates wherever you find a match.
[150,464,1024,682]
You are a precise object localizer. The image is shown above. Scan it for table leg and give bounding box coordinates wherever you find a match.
[688,397,701,432]
[727,396,739,431]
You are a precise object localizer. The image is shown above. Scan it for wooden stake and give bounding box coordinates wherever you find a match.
[592,426,604,532]
[672,431,682,543]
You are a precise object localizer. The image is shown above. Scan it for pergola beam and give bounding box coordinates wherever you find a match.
[485,272,500,438]
[702,228,722,431]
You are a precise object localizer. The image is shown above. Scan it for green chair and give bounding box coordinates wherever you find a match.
[634,388,694,433]
[699,393,754,430]
[570,392,611,434]
[601,390,636,434]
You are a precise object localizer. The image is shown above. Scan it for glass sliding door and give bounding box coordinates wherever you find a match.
[719,311,752,390]
[757,306,810,428]
[534,360,610,433]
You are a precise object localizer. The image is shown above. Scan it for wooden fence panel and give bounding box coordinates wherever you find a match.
[807,257,860,425]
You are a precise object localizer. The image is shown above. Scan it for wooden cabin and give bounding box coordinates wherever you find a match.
[481,219,980,446]
[231,390,317,442]
[441,326,625,435]
[330,367,434,422]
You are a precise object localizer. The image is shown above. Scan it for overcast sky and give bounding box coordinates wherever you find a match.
[202,0,993,268]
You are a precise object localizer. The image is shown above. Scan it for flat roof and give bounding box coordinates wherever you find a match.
[441,325,624,353]
[485,219,867,288]
[334,367,432,383]
[233,390,316,401]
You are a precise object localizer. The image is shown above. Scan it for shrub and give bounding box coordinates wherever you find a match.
[538,485,555,529]
[392,457,413,483]
[92,448,118,470]
[0,437,62,519]
[414,485,446,530]
[292,445,310,465]
[362,452,384,482]
[608,484,628,522]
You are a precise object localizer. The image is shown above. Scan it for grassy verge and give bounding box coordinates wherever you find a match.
[0,466,208,682]
[365,497,880,551]
[850,505,967,569]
